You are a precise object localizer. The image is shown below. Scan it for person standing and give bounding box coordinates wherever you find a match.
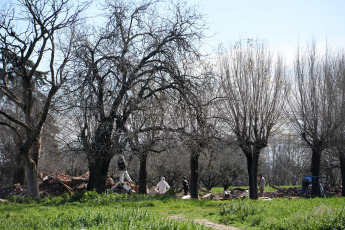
[301,175,310,197]
[117,155,133,183]
[156,177,170,194]
[182,176,189,195]
[258,174,265,196]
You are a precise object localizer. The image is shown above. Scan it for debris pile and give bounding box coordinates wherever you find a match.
[109,181,138,194]
[39,171,90,196]
[197,185,343,200]
[0,171,140,199]
[198,188,249,200]
[0,183,27,198]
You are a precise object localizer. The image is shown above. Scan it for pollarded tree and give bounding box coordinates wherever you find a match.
[0,0,87,197]
[287,44,345,196]
[72,0,205,193]
[328,50,345,196]
[218,40,287,199]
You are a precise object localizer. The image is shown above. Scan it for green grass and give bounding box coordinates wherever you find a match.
[210,185,292,194]
[220,197,345,229]
[1,192,214,230]
[1,191,344,230]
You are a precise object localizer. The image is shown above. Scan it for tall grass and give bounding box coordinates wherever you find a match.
[1,205,211,230]
[220,197,345,229]
[2,191,345,229]
[1,192,212,230]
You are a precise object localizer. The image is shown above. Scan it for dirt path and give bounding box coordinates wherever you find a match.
[169,215,243,230]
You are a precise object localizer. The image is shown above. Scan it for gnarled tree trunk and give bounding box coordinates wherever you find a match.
[87,154,112,193]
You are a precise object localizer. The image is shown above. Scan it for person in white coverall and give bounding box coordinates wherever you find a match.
[156,177,170,194]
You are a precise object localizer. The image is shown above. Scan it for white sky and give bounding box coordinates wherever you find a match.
[193,0,345,53]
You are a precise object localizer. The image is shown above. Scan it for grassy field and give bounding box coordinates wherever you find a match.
[210,185,292,193]
[1,191,345,229]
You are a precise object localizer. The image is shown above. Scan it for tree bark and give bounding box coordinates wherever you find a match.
[190,152,199,199]
[85,118,114,193]
[339,152,345,197]
[310,148,322,196]
[246,153,259,200]
[21,137,42,198]
[22,153,39,198]
[13,153,25,185]
[87,155,111,193]
[138,152,148,195]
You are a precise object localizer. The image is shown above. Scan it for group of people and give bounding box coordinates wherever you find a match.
[117,155,189,195]
[257,174,313,198]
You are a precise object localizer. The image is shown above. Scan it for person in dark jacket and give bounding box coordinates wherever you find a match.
[117,155,133,183]
[301,175,310,197]
[182,176,189,195]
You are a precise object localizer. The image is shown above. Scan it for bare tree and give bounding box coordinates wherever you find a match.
[199,143,245,191]
[331,50,345,196]
[174,65,220,198]
[287,44,345,196]
[261,133,310,186]
[0,0,88,197]
[72,0,205,193]
[128,96,172,194]
[218,40,287,199]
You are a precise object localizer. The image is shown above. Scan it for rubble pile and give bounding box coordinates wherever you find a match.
[198,188,249,200]
[0,171,140,199]
[109,181,138,194]
[198,185,343,200]
[323,186,342,197]
[0,183,27,198]
[39,171,90,196]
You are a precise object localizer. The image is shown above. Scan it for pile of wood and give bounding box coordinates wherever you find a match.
[0,171,140,199]
[0,183,27,199]
[39,171,90,196]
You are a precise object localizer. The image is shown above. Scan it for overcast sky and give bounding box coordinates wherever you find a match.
[193,0,344,53]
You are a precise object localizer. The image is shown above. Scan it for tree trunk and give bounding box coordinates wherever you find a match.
[138,152,148,195]
[339,152,345,197]
[87,155,111,193]
[86,119,114,193]
[310,148,322,196]
[246,153,259,199]
[21,137,42,198]
[13,153,25,185]
[23,155,39,198]
[222,180,231,191]
[190,152,199,199]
